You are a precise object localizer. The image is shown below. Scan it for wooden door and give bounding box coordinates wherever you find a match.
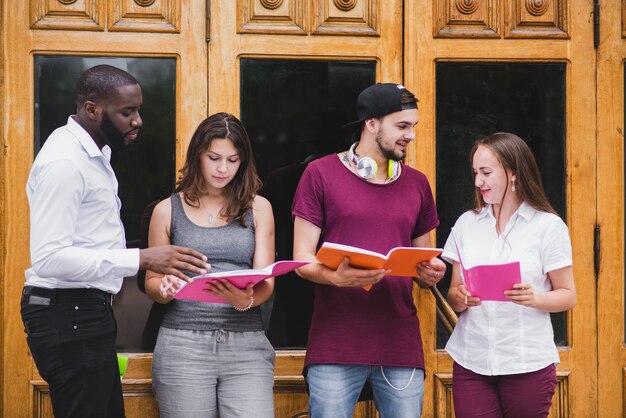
[406,0,598,416]
[1,1,209,417]
[597,1,626,417]
[1,1,608,417]
[206,1,404,417]
[1,1,404,417]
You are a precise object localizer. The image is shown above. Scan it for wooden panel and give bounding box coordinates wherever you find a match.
[597,0,626,416]
[31,354,158,418]
[505,0,568,38]
[30,0,104,30]
[548,371,570,418]
[31,352,377,417]
[274,380,310,418]
[408,0,598,416]
[237,0,307,34]
[622,367,626,417]
[312,0,378,36]
[623,0,626,39]
[109,0,181,32]
[2,0,209,414]
[433,373,454,418]
[434,0,499,38]
[31,381,53,418]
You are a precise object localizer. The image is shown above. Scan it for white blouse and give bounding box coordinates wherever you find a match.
[441,202,572,375]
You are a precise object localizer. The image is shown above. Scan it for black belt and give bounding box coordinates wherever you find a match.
[22,285,113,306]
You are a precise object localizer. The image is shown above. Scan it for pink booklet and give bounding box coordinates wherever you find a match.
[452,230,521,302]
[173,260,310,303]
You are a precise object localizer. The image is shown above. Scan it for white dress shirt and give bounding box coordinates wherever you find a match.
[442,202,572,375]
[25,116,139,294]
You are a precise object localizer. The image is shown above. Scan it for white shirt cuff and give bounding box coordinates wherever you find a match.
[113,248,141,278]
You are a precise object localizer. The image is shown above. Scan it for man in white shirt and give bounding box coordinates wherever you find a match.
[21,64,209,418]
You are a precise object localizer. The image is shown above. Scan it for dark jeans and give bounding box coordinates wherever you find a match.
[21,286,125,418]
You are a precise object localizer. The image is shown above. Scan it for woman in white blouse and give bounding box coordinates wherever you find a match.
[442,132,576,418]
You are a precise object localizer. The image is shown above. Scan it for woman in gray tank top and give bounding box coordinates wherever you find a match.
[144,112,275,418]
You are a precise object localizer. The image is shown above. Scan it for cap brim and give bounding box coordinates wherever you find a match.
[341,119,364,130]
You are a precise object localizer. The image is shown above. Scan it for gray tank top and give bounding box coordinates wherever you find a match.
[160,193,264,332]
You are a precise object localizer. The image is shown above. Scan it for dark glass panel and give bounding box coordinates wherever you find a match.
[34,56,176,351]
[435,62,567,348]
[240,58,376,349]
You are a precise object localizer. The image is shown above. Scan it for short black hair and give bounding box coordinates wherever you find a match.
[75,64,138,108]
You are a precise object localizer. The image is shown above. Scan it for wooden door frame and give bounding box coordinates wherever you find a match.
[405,1,598,416]
[597,1,626,416]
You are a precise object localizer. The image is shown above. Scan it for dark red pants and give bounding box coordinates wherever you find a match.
[452,362,557,418]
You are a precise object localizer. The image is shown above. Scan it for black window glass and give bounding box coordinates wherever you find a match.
[240,58,376,349]
[435,62,567,348]
[34,56,176,351]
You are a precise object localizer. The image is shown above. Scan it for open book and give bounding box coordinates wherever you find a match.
[173,260,310,303]
[315,242,443,290]
[452,229,521,302]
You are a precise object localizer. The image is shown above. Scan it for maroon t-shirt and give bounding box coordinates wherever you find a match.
[292,154,439,369]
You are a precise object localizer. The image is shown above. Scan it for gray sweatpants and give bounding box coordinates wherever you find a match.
[152,327,275,418]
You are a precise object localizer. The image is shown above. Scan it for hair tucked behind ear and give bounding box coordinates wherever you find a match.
[176,112,261,226]
[470,132,557,215]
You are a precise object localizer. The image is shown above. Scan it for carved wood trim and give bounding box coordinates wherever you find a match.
[108,0,181,33]
[434,0,499,38]
[30,0,104,31]
[506,0,568,39]
[134,0,158,6]
[623,368,626,418]
[433,373,454,416]
[260,0,284,9]
[551,370,570,417]
[238,0,307,35]
[313,0,378,36]
[622,0,626,38]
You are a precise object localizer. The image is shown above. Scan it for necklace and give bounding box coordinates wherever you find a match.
[200,198,223,225]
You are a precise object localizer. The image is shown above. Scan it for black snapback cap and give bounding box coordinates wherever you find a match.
[342,83,417,129]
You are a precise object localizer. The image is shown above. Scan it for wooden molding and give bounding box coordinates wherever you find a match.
[506,0,568,39]
[237,0,307,34]
[433,373,454,416]
[551,370,570,417]
[30,0,104,31]
[312,0,378,36]
[434,0,499,38]
[622,0,626,38]
[109,0,181,33]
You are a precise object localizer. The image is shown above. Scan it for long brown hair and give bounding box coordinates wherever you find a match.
[471,132,556,215]
[175,112,261,226]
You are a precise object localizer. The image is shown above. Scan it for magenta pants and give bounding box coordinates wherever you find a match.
[452,362,557,418]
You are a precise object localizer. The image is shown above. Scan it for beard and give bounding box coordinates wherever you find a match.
[375,130,405,161]
[101,111,134,155]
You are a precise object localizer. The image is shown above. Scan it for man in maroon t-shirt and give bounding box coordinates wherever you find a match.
[292,83,446,418]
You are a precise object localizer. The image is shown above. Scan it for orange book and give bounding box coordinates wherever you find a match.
[315,242,443,290]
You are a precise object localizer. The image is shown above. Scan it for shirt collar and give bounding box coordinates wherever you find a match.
[516,201,536,221]
[476,201,536,222]
[67,116,110,161]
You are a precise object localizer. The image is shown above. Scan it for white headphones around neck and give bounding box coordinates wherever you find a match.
[348,142,400,181]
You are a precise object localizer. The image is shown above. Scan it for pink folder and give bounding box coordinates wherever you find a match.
[173,260,310,304]
[452,230,521,302]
